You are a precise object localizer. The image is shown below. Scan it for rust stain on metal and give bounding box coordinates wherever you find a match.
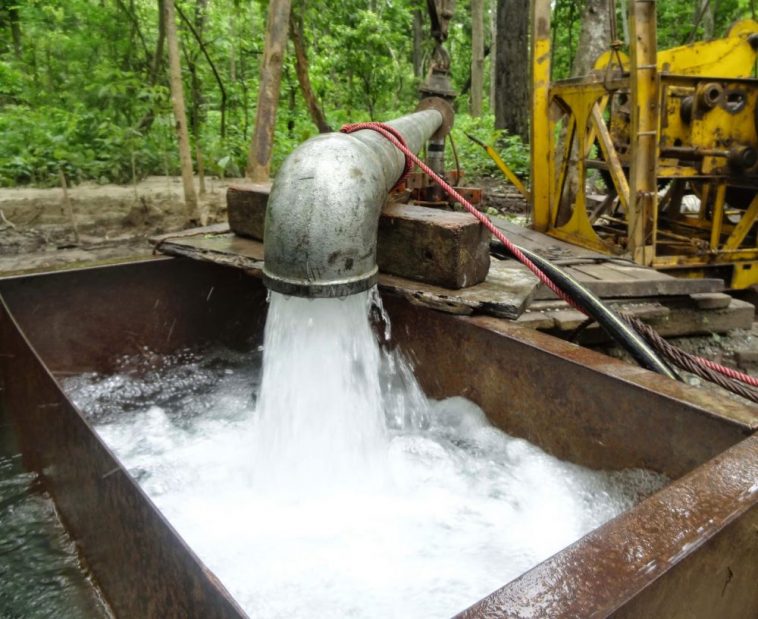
[0,259,756,618]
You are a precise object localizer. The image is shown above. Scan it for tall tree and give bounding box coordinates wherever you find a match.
[494,0,529,141]
[290,4,331,133]
[151,0,167,83]
[175,1,227,137]
[164,0,199,222]
[489,0,497,109]
[470,0,484,116]
[6,1,21,57]
[694,0,715,40]
[412,5,424,79]
[246,0,292,182]
[571,0,611,76]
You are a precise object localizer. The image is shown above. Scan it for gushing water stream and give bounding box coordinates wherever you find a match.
[65,289,667,618]
[251,292,391,494]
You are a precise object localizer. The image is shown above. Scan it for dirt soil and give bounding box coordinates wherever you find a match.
[0,176,242,275]
[0,173,528,275]
[476,174,529,217]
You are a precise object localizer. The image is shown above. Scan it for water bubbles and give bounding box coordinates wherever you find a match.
[63,289,668,619]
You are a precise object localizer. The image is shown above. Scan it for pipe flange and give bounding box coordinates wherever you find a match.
[415,97,454,140]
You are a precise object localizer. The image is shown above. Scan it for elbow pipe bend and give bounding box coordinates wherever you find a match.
[262,109,443,298]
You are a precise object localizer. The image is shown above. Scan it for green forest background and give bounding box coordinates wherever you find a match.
[0,0,754,188]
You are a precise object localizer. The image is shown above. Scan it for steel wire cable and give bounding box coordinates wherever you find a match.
[339,121,758,396]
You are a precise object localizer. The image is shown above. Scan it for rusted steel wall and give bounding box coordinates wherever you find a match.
[456,435,758,619]
[383,293,757,617]
[0,259,262,618]
[0,258,266,374]
[1,257,756,618]
[383,296,756,479]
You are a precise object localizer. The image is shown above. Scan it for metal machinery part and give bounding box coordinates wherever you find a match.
[262,109,442,298]
[530,0,758,288]
[407,1,461,205]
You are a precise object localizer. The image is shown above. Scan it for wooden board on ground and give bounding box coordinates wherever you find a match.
[493,218,725,299]
[227,184,492,289]
[151,228,540,319]
[226,183,271,240]
[514,297,754,340]
[151,226,753,335]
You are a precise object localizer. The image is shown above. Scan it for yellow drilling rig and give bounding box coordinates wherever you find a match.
[517,1,758,288]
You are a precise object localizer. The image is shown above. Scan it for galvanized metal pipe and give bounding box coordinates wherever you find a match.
[262,109,443,297]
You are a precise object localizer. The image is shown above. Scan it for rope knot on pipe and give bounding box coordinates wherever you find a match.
[340,122,415,191]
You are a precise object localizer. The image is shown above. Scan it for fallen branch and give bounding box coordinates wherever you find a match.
[59,166,80,245]
[0,209,16,230]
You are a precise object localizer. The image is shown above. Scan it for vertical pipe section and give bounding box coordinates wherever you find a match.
[628,0,659,265]
[263,109,443,298]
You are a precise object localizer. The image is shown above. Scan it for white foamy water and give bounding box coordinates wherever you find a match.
[251,292,390,494]
[64,289,667,618]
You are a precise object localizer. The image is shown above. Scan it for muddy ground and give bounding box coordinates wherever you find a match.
[0,174,528,275]
[0,176,240,274]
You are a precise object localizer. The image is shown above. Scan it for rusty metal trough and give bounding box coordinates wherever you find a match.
[0,257,756,618]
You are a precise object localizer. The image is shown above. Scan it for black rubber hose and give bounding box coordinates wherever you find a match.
[491,241,680,380]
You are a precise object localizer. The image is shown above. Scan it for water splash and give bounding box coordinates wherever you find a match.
[252,291,386,493]
[63,288,668,618]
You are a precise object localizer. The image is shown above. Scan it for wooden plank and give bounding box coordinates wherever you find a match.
[494,217,725,298]
[552,310,589,331]
[527,299,671,323]
[494,217,607,259]
[153,231,539,319]
[227,185,491,289]
[650,298,755,338]
[226,183,271,240]
[690,292,732,310]
[154,233,265,276]
[534,273,723,299]
[151,223,230,243]
[515,296,754,340]
[570,264,637,281]
[377,203,490,289]
[379,259,539,319]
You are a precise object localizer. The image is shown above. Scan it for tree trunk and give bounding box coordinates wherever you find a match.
[164,0,199,223]
[59,167,80,245]
[470,0,484,116]
[412,6,423,78]
[460,44,490,96]
[489,0,496,110]
[229,13,237,83]
[175,0,227,138]
[571,0,611,77]
[135,0,166,134]
[696,0,714,40]
[495,0,529,141]
[115,0,150,67]
[150,0,166,84]
[196,142,206,195]
[290,6,332,133]
[246,0,292,182]
[9,4,21,57]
